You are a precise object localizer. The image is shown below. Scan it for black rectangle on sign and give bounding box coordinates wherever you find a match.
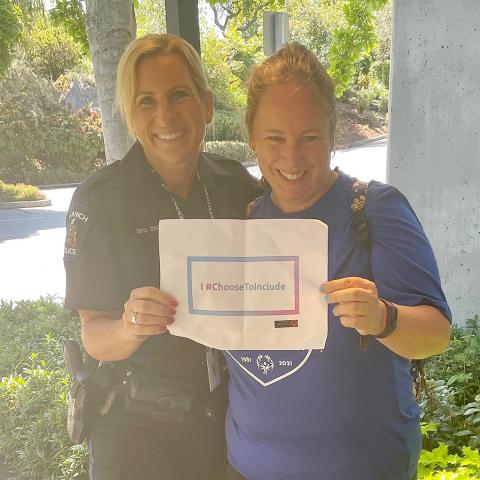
[274,320,298,328]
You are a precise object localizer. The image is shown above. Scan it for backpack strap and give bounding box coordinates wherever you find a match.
[348,175,426,400]
[351,179,371,247]
[350,179,371,351]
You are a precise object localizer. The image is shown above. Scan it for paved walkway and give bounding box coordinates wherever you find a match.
[0,187,74,302]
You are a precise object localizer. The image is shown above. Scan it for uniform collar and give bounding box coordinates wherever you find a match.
[198,151,235,188]
[115,141,235,188]
[114,141,158,188]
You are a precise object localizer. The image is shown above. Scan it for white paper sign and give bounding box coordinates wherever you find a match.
[158,219,328,350]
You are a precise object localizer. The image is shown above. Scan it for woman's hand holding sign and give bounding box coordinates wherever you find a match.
[322,277,386,336]
[122,286,177,338]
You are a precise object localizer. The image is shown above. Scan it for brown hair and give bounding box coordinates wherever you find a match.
[116,34,211,136]
[246,42,336,146]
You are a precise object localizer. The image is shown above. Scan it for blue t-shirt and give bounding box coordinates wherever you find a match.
[225,172,451,480]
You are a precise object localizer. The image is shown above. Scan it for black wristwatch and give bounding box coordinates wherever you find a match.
[374,299,398,339]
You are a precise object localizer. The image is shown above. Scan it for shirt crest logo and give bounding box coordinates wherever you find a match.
[256,354,274,375]
[227,350,313,387]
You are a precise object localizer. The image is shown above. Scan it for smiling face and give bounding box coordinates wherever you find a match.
[249,81,335,213]
[132,53,213,174]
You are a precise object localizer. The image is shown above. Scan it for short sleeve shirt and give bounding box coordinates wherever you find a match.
[225,171,451,480]
[64,141,261,379]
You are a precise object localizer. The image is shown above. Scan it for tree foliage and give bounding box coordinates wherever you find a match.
[327,0,390,97]
[50,0,89,54]
[288,0,344,65]
[208,0,283,37]
[201,28,244,109]
[208,0,282,86]
[21,16,84,80]
[11,0,44,18]
[0,0,23,75]
[135,0,166,37]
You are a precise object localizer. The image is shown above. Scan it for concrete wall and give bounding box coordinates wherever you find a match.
[388,1,480,325]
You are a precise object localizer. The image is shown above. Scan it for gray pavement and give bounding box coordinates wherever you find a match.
[0,187,74,302]
[0,138,387,303]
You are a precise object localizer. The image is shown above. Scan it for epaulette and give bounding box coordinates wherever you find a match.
[73,161,120,197]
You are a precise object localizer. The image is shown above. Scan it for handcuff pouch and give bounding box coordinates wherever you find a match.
[123,373,195,423]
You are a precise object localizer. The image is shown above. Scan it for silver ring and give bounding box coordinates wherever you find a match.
[130,311,138,325]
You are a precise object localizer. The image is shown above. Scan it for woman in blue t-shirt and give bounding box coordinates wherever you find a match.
[224,43,452,480]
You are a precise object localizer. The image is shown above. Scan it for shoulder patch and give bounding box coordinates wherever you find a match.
[64,204,92,260]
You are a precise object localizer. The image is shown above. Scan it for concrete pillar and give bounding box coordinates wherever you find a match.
[388,1,480,325]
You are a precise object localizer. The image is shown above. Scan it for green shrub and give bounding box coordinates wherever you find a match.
[206,109,247,142]
[420,316,480,452]
[426,317,480,409]
[0,298,81,376]
[0,299,477,479]
[0,180,45,201]
[205,141,254,164]
[378,91,389,114]
[0,299,88,479]
[20,16,83,80]
[418,443,480,479]
[0,60,104,184]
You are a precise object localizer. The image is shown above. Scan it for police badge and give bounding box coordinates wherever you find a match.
[64,205,91,260]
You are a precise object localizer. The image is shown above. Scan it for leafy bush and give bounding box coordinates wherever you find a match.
[426,317,480,407]
[20,16,83,80]
[0,180,45,201]
[0,299,477,479]
[355,73,389,114]
[418,443,480,479]
[0,60,104,184]
[0,299,88,479]
[0,299,81,376]
[420,316,480,452]
[206,109,247,142]
[205,141,254,164]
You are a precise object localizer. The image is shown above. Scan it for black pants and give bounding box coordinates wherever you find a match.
[88,398,226,480]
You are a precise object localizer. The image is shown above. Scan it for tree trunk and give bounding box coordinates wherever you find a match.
[85,0,136,163]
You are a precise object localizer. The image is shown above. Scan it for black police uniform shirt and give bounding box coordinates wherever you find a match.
[64,141,261,384]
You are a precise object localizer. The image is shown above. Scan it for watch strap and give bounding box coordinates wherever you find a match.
[374,298,398,339]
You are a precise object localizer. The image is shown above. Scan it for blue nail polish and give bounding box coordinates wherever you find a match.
[319,285,325,292]
[324,294,330,302]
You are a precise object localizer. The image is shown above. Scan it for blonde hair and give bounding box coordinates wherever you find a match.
[246,42,336,146]
[116,34,211,136]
